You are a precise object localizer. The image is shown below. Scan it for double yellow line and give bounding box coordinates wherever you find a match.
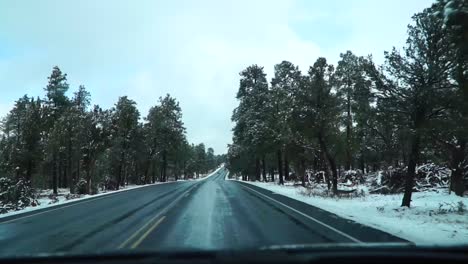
[118,183,198,249]
[118,214,166,249]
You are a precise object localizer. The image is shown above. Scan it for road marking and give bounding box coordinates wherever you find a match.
[118,183,200,249]
[0,182,185,225]
[118,213,163,249]
[239,184,364,244]
[0,195,115,224]
[131,216,166,249]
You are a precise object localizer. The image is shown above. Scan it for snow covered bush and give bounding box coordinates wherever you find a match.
[298,185,329,197]
[75,178,88,194]
[369,166,407,194]
[340,170,365,185]
[103,176,118,191]
[65,193,82,200]
[0,177,37,213]
[431,201,466,215]
[368,163,451,194]
[415,163,450,189]
[311,171,326,183]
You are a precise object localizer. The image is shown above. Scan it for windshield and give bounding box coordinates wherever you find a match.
[0,0,467,258]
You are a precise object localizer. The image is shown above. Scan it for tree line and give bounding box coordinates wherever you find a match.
[0,67,224,195]
[227,0,467,206]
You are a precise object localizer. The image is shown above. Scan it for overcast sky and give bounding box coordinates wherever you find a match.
[0,0,433,154]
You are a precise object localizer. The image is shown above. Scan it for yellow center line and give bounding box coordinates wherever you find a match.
[118,183,198,249]
[130,216,166,249]
[118,213,162,249]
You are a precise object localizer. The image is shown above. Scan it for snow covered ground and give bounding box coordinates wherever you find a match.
[1,166,223,219]
[235,180,468,245]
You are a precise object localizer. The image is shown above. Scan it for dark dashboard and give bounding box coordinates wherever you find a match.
[1,245,467,264]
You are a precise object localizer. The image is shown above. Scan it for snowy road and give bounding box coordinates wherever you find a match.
[0,168,405,256]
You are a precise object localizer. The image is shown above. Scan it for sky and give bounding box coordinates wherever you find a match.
[0,0,434,154]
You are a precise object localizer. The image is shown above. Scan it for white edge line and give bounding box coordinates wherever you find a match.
[239,183,364,244]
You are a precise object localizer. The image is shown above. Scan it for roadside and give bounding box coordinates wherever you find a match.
[0,166,223,219]
[231,179,468,245]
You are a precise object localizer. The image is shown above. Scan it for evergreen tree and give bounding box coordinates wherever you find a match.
[109,96,140,189]
[270,61,302,184]
[381,5,454,206]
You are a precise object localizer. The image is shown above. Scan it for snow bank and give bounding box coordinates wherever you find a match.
[236,180,468,245]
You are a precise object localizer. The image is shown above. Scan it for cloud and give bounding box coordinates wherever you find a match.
[0,0,434,153]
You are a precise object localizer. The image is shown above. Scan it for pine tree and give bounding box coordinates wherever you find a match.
[306,58,340,194]
[3,96,42,181]
[334,51,375,171]
[232,65,273,182]
[43,66,70,194]
[271,61,302,184]
[145,94,185,182]
[381,5,454,206]
[109,96,140,189]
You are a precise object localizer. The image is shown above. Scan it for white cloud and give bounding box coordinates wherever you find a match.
[0,0,434,153]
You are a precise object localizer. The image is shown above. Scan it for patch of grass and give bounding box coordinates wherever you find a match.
[298,186,366,199]
[429,201,466,216]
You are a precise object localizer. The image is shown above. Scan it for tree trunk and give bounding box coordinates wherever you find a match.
[313,155,318,171]
[52,154,58,195]
[67,135,72,191]
[57,160,62,188]
[450,139,466,196]
[86,165,92,194]
[360,149,365,173]
[117,151,125,190]
[151,162,156,183]
[284,153,289,181]
[345,94,352,170]
[300,158,306,187]
[318,132,338,194]
[160,164,164,181]
[26,159,33,182]
[324,170,331,190]
[134,158,139,184]
[277,149,284,185]
[76,159,80,183]
[144,160,150,184]
[63,160,68,188]
[255,158,260,181]
[162,149,167,182]
[262,156,267,182]
[401,132,420,207]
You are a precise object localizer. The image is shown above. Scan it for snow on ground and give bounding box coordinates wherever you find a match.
[236,180,468,245]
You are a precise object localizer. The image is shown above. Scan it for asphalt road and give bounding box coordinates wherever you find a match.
[0,168,405,256]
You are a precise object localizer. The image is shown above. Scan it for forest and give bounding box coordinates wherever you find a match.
[227,0,467,207]
[0,66,224,212]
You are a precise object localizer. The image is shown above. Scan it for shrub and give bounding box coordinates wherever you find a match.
[75,178,88,194]
[0,177,37,213]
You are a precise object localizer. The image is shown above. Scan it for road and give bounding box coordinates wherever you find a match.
[0,168,405,256]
